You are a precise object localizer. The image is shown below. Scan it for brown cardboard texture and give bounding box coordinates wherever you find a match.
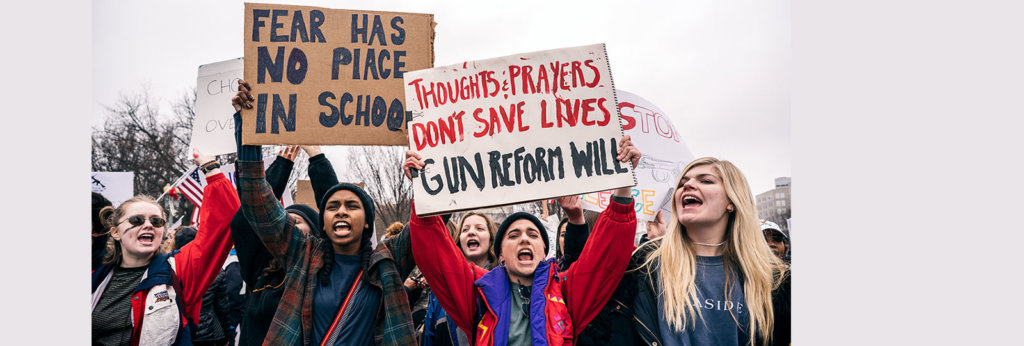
[294,180,316,207]
[242,3,435,145]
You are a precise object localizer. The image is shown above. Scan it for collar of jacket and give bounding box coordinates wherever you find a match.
[364,240,395,289]
[475,258,553,345]
[91,250,179,293]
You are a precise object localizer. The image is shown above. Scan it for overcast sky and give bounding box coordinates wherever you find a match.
[93,0,790,195]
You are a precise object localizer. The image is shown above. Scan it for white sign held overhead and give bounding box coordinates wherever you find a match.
[92,172,135,206]
[405,44,636,216]
[580,90,695,221]
[191,57,243,155]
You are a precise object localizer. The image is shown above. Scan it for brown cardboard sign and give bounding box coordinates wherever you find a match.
[242,3,435,145]
[293,180,316,207]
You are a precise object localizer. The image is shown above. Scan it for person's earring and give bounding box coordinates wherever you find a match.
[727,205,735,213]
[498,259,505,267]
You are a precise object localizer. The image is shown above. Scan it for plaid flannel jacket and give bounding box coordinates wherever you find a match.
[237,161,417,345]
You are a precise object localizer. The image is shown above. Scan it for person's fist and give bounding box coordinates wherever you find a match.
[231,79,254,112]
[403,150,424,180]
[192,148,215,167]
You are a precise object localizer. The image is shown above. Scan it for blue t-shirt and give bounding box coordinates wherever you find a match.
[657,255,751,346]
[312,254,382,346]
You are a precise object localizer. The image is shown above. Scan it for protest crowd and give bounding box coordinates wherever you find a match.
[91,5,790,346]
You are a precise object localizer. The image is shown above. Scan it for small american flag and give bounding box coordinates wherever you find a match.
[177,167,206,227]
[171,156,276,227]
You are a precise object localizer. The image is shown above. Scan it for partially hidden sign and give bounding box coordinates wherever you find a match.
[580,90,695,221]
[92,172,134,207]
[191,57,243,155]
[241,3,435,145]
[404,44,636,216]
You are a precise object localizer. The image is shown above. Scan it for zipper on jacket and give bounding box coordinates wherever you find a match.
[632,314,659,345]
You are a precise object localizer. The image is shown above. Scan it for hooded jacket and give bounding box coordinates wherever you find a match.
[236,160,418,345]
[91,172,239,346]
[411,198,636,346]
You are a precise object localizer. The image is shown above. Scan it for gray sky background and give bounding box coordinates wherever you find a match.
[93,0,790,195]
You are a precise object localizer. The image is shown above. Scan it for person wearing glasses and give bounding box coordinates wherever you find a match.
[405,139,641,346]
[91,149,240,346]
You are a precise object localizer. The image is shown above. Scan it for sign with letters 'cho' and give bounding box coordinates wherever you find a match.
[241,3,435,145]
[405,44,636,216]
[191,57,243,155]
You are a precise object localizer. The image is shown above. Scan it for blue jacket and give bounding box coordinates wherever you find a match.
[423,293,461,346]
[92,251,194,346]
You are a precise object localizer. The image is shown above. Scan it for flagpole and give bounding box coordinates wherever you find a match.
[156,166,197,202]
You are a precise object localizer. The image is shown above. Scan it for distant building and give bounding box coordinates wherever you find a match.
[755,177,791,234]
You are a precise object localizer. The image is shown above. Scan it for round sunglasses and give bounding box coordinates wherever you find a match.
[117,215,167,228]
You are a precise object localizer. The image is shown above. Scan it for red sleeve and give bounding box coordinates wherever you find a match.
[174,172,240,323]
[410,202,486,334]
[563,197,636,334]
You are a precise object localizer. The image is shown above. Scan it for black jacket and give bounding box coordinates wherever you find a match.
[575,238,653,346]
[194,261,245,343]
[629,243,792,346]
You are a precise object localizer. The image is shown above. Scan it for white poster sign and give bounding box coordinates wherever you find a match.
[580,90,694,221]
[404,44,636,215]
[191,57,243,155]
[92,172,135,206]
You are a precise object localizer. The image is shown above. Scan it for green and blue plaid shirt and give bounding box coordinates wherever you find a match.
[237,161,417,345]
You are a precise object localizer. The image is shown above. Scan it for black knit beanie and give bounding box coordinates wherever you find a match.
[285,203,321,235]
[174,227,198,250]
[316,183,376,286]
[318,183,376,236]
[494,212,550,259]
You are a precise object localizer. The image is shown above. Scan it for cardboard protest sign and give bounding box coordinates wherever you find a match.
[404,43,636,216]
[241,3,435,145]
[580,90,694,221]
[92,172,134,206]
[191,57,243,155]
[294,180,316,206]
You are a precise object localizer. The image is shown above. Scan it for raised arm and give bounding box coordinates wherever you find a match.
[299,145,340,207]
[562,135,640,333]
[410,204,485,336]
[406,149,485,334]
[555,195,590,270]
[232,80,306,267]
[265,146,298,198]
[174,148,240,323]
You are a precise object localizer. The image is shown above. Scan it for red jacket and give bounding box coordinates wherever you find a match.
[92,172,239,346]
[411,199,636,345]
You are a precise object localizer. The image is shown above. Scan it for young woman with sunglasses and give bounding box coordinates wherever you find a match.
[406,138,641,345]
[91,149,241,346]
[630,157,790,346]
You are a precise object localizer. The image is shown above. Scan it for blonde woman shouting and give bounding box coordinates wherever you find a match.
[631,157,789,346]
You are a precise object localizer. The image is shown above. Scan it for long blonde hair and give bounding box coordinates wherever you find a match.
[640,157,788,345]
